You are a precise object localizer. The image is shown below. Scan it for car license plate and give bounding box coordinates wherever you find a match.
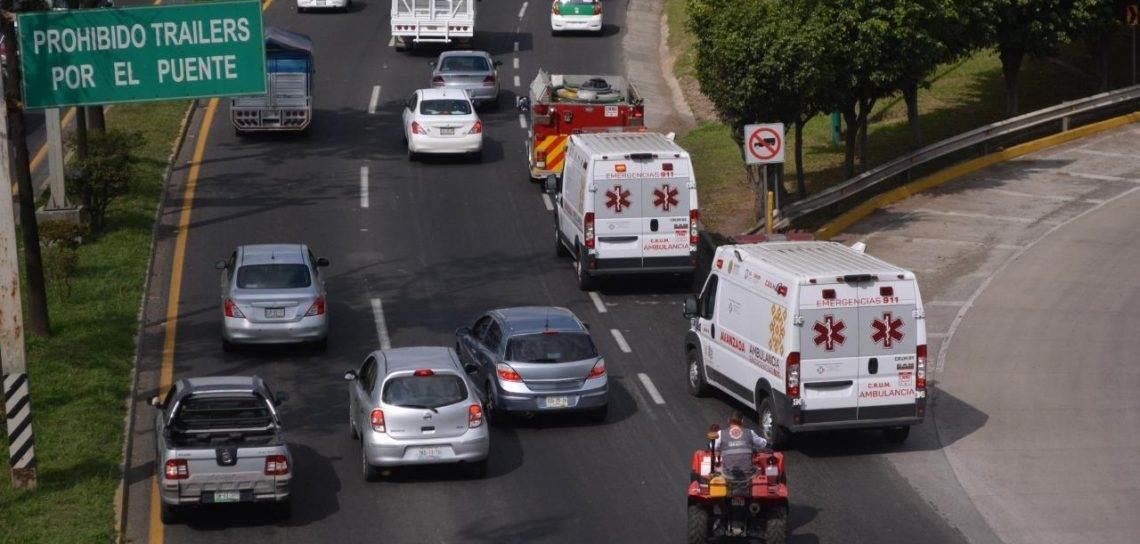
[415,447,443,459]
[544,396,569,408]
[440,127,455,136]
[731,497,746,506]
[265,308,285,318]
[214,491,241,503]
[605,105,619,118]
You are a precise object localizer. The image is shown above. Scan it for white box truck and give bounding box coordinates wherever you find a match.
[682,241,928,448]
[391,0,477,51]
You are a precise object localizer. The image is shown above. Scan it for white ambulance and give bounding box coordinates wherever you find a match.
[682,241,927,447]
[546,132,699,290]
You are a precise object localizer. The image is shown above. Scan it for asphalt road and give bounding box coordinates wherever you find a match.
[125,1,972,542]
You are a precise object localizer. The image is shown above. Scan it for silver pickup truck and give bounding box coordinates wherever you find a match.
[151,376,293,523]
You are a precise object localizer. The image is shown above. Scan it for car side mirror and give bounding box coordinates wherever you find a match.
[214,260,227,270]
[150,396,163,409]
[494,60,503,67]
[581,322,591,330]
[344,370,357,381]
[683,295,698,319]
[544,175,558,195]
[316,257,330,267]
[463,363,479,374]
[274,392,289,406]
[429,61,436,67]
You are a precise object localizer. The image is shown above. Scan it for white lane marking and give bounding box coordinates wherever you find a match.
[1065,171,1140,184]
[388,36,395,47]
[518,1,527,19]
[513,57,520,70]
[610,329,632,353]
[360,166,369,209]
[371,297,392,350]
[513,41,519,52]
[984,187,1082,202]
[368,85,381,115]
[637,373,666,405]
[588,291,607,313]
[518,113,527,129]
[1071,148,1139,159]
[928,300,968,307]
[912,208,1051,224]
[935,184,1140,373]
[541,193,554,211]
[926,332,948,339]
[514,75,521,87]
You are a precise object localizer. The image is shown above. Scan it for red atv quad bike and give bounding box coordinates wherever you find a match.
[686,425,788,543]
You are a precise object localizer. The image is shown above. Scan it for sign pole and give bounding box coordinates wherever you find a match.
[1132,26,1136,86]
[44,108,69,209]
[0,65,38,491]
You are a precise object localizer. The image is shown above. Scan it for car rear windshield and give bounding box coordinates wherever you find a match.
[559,0,598,4]
[236,264,311,289]
[383,375,468,408]
[420,99,472,116]
[440,56,490,72]
[506,332,598,363]
[174,394,274,431]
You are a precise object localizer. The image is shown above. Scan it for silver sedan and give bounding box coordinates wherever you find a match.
[216,244,329,351]
[430,50,502,109]
[455,306,608,422]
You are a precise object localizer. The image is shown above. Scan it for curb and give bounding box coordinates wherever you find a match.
[814,110,1140,240]
[114,99,198,544]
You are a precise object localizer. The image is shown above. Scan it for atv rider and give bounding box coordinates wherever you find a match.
[714,411,770,479]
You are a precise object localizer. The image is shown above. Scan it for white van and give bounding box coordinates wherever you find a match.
[682,241,927,447]
[546,132,699,290]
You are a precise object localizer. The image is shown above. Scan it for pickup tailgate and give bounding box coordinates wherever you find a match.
[174,444,289,503]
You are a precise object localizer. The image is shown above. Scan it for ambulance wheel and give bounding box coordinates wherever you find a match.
[758,397,789,450]
[883,426,910,444]
[763,506,788,544]
[575,247,596,291]
[686,504,710,544]
[554,229,570,257]
[687,350,709,397]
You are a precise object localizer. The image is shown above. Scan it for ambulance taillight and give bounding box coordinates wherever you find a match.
[785,352,800,399]
[689,209,700,247]
[916,345,927,391]
[585,212,596,249]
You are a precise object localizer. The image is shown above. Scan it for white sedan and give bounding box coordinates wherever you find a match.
[297,0,349,13]
[402,88,484,161]
[551,0,603,34]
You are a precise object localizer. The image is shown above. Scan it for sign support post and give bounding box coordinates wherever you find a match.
[44,108,69,210]
[1129,3,1139,85]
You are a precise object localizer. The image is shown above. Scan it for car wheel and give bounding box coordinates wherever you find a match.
[883,426,911,444]
[586,404,608,423]
[485,381,506,425]
[407,147,417,162]
[764,506,788,544]
[470,150,483,162]
[686,504,709,544]
[687,350,709,397]
[462,459,488,479]
[222,338,235,353]
[310,337,328,353]
[362,446,381,482]
[575,246,596,291]
[297,6,306,13]
[159,502,179,525]
[554,227,569,257]
[758,397,789,450]
[349,412,359,440]
[275,498,293,520]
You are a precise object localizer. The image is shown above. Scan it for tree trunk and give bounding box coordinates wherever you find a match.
[902,81,922,148]
[2,21,51,336]
[87,105,106,133]
[75,106,88,159]
[999,45,1025,117]
[842,107,858,179]
[794,120,806,199]
[857,98,875,171]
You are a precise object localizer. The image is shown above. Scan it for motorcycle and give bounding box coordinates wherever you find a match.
[686,425,788,543]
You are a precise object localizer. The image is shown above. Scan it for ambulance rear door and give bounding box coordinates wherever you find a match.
[592,159,644,266]
[637,155,692,266]
[855,279,919,421]
[797,283,861,423]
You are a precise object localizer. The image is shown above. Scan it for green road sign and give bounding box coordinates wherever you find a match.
[17,0,266,109]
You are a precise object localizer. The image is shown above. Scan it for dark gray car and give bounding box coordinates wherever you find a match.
[455,306,608,422]
[430,50,501,108]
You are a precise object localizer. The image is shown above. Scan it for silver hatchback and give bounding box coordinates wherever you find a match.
[216,244,329,351]
[345,347,490,481]
[455,307,608,422]
[430,50,501,108]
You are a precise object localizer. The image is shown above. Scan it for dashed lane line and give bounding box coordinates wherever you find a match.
[368,85,381,114]
[513,57,520,70]
[588,291,607,313]
[610,329,632,353]
[1065,171,1140,184]
[518,113,528,129]
[541,193,554,211]
[912,208,1056,225]
[518,1,527,19]
[513,41,519,52]
[360,166,369,209]
[514,75,521,88]
[638,373,666,405]
[1070,148,1139,159]
[371,298,392,350]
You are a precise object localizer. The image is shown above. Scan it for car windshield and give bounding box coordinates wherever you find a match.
[420,99,472,115]
[506,332,598,363]
[174,394,273,431]
[439,56,490,72]
[236,264,311,289]
[382,375,468,409]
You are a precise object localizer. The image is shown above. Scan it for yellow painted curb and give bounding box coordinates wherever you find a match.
[815,110,1140,240]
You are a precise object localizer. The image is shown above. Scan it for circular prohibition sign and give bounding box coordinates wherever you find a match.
[748,127,783,162]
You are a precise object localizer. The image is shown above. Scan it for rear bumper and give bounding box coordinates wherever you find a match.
[779,396,926,432]
[409,133,483,154]
[551,14,603,31]
[363,428,489,467]
[223,315,328,344]
[497,383,608,413]
[297,0,347,8]
[160,480,291,506]
[585,255,696,276]
[231,108,311,132]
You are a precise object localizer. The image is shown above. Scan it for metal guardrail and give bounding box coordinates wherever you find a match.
[773,83,1140,230]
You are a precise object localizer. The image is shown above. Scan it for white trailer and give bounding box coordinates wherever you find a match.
[391,0,477,51]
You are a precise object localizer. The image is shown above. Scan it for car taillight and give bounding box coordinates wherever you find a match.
[305,296,326,316]
[552,1,559,14]
[483,75,496,84]
[370,409,385,432]
[689,209,700,247]
[496,364,522,382]
[916,345,927,391]
[224,298,244,319]
[587,360,606,378]
[633,106,644,118]
[469,121,483,134]
[432,76,444,86]
[468,404,483,428]
[584,212,595,249]
[264,454,289,476]
[164,459,189,480]
[411,121,426,135]
[594,3,602,14]
[785,352,800,399]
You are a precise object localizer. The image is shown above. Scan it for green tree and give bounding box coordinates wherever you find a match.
[66,130,144,232]
[1069,0,1128,92]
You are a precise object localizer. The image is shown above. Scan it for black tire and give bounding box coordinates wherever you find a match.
[362,447,381,482]
[159,502,179,525]
[575,247,596,291]
[687,349,709,397]
[485,382,506,425]
[554,228,570,257]
[686,504,710,544]
[297,7,306,13]
[407,147,417,162]
[758,397,790,450]
[586,404,608,423]
[311,337,328,353]
[462,459,488,479]
[349,411,359,440]
[275,498,293,520]
[470,150,483,162]
[764,506,788,544]
[222,338,236,353]
[883,426,911,444]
